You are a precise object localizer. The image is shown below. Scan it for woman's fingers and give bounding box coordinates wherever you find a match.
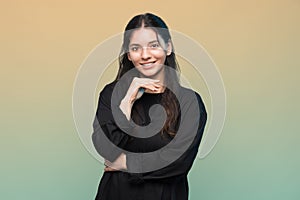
[104,160,118,172]
[136,80,162,92]
[104,167,117,172]
[127,78,163,102]
[104,153,126,172]
[133,78,160,89]
[104,166,118,172]
[141,84,159,92]
[120,77,163,118]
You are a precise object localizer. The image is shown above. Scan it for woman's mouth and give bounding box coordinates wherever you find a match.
[140,61,156,68]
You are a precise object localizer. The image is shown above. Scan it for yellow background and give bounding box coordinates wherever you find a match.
[1,0,299,199]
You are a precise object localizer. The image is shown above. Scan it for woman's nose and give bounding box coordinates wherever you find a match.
[141,47,151,59]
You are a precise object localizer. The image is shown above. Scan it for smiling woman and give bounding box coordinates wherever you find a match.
[91,13,207,200]
[127,27,172,80]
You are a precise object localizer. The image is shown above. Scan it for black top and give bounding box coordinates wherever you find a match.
[92,81,207,200]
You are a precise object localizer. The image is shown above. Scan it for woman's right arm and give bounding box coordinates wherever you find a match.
[92,79,162,165]
[119,77,161,120]
[92,82,130,163]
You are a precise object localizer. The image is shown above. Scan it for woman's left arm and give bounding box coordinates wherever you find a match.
[126,91,207,181]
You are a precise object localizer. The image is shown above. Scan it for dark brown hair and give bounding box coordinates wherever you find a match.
[115,13,180,136]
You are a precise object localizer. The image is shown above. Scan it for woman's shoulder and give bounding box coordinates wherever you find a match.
[178,86,204,102]
[178,86,206,113]
[96,81,119,107]
[98,80,118,96]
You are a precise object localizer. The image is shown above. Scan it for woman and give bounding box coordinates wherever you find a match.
[92,13,207,200]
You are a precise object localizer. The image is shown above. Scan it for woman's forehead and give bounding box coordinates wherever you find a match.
[129,28,160,45]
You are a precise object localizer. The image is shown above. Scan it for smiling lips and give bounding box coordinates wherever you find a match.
[140,61,156,68]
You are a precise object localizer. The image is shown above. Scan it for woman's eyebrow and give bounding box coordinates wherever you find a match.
[129,40,159,46]
[148,40,159,44]
[129,43,140,47]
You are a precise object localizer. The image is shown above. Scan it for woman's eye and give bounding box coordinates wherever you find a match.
[150,43,160,48]
[130,46,139,51]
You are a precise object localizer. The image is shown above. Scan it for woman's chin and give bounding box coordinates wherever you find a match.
[139,71,158,79]
[137,66,164,79]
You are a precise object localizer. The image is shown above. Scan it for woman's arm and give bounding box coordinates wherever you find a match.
[126,91,207,182]
[92,79,163,165]
[93,81,207,180]
[92,82,131,163]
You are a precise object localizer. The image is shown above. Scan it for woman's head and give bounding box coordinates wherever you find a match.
[123,13,171,53]
[116,13,179,81]
[116,13,181,137]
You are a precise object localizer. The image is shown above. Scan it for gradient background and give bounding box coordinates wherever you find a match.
[1,0,299,199]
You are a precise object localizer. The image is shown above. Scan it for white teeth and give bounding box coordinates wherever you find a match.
[141,62,155,67]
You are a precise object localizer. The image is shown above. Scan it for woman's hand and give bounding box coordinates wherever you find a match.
[119,77,163,120]
[104,153,127,172]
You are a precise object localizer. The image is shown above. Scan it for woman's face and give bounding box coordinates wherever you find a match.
[127,27,172,80]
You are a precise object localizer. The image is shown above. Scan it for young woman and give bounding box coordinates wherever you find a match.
[92,13,207,200]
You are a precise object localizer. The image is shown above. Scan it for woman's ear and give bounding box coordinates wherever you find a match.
[127,52,131,61]
[166,40,173,56]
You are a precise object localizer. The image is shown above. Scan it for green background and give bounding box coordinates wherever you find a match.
[1,0,299,199]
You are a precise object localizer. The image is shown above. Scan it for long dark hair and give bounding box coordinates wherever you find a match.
[116,13,180,136]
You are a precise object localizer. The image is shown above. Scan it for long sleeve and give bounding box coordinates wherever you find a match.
[92,82,131,162]
[126,91,207,182]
